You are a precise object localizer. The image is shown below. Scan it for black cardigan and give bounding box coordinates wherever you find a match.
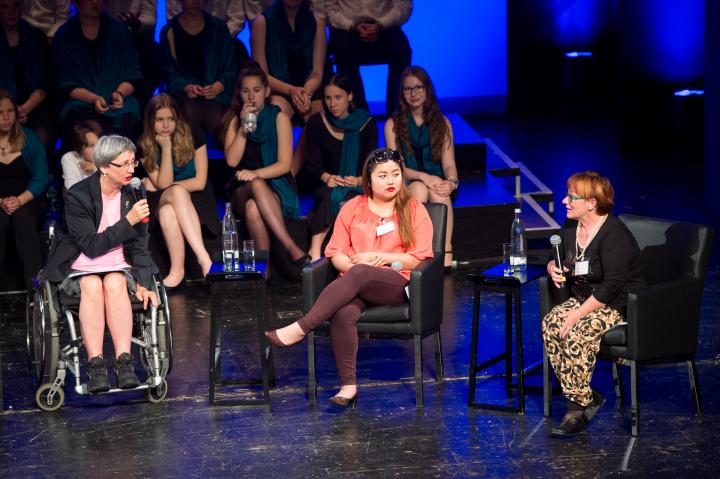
[44,172,158,288]
[556,215,645,310]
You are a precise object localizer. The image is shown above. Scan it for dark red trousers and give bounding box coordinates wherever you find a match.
[298,264,408,386]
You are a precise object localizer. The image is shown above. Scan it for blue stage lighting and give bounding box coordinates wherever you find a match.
[674,89,704,97]
[564,52,593,58]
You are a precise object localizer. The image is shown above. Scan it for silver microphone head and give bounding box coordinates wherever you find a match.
[130,177,142,189]
[550,235,562,246]
[391,261,403,271]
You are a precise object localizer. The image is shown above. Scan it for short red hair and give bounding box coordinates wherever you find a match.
[567,171,614,215]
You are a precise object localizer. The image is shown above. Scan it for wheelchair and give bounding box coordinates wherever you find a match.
[25,269,173,411]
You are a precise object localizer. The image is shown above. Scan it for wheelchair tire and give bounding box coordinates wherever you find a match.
[36,383,65,412]
[25,284,44,382]
[147,379,168,403]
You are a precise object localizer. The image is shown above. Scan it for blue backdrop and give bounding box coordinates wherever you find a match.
[154,0,509,114]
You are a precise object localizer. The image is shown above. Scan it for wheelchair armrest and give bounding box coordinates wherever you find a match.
[409,253,444,332]
[538,276,570,317]
[625,276,704,360]
[302,258,338,314]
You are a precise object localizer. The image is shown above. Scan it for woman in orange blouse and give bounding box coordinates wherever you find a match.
[265,147,434,406]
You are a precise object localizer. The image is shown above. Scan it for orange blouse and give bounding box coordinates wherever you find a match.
[324,195,434,280]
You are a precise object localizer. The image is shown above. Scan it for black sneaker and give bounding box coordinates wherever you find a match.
[115,352,140,389]
[87,356,111,393]
[551,411,587,436]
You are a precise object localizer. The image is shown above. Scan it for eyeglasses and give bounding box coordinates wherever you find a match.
[109,160,139,170]
[402,85,425,95]
[370,148,402,164]
[566,192,585,202]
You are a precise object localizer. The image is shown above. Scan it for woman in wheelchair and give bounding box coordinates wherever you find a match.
[265,148,434,406]
[44,135,159,393]
[543,171,644,436]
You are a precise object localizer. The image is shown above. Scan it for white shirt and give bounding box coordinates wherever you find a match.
[103,0,158,34]
[61,151,95,191]
[325,0,412,31]
[21,0,71,37]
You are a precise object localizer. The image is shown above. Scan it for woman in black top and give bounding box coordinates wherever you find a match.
[543,171,645,437]
[0,2,52,146]
[0,90,48,285]
[223,62,309,273]
[305,73,377,261]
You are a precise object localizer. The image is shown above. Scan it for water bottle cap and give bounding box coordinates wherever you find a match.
[225,202,231,208]
[514,208,521,214]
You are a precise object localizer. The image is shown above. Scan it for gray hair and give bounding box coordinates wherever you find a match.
[93,135,136,168]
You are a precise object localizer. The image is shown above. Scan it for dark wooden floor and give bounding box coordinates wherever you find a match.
[1,116,719,477]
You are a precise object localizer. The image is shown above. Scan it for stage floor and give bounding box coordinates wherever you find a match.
[1,261,719,477]
[1,116,718,477]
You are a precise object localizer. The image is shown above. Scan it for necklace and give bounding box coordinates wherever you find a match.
[0,139,9,156]
[575,215,608,260]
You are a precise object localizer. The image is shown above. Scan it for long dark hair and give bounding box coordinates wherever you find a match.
[222,61,269,137]
[140,93,195,171]
[323,72,355,113]
[360,148,414,249]
[393,66,450,163]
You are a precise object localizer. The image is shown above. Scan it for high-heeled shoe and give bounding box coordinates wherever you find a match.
[329,392,358,409]
[264,330,288,348]
[162,278,186,293]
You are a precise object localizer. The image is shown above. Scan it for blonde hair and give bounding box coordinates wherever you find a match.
[0,90,25,151]
[139,93,195,172]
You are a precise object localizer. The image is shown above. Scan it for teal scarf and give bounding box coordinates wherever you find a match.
[248,105,299,220]
[325,108,371,216]
[402,113,443,177]
[263,0,316,85]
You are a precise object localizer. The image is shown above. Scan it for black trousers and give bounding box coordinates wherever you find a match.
[0,199,45,284]
[329,26,412,116]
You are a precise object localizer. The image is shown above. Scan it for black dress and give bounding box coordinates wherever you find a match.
[304,112,378,235]
[0,156,47,283]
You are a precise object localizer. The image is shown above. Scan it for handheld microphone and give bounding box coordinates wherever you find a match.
[391,261,403,272]
[129,177,150,224]
[549,235,565,283]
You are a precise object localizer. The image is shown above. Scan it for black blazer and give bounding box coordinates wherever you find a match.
[44,172,158,288]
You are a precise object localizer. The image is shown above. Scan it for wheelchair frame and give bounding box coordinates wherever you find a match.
[26,271,173,411]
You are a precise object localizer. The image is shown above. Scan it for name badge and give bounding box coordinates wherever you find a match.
[575,260,590,276]
[376,221,395,237]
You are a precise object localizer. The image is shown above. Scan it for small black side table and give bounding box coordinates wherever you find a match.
[467,263,546,413]
[207,259,274,405]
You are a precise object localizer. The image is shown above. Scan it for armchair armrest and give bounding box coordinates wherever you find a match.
[538,276,571,317]
[625,276,704,360]
[409,253,444,332]
[302,258,338,314]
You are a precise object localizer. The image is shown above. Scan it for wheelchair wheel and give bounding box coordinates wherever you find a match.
[139,278,173,377]
[36,383,65,412]
[26,278,59,386]
[147,379,168,403]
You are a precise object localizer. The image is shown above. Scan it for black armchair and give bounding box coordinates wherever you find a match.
[303,203,448,407]
[541,214,715,436]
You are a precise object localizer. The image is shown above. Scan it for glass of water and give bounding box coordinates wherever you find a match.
[243,239,255,271]
[502,242,513,276]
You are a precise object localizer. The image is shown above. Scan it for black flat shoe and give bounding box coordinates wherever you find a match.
[329,393,358,409]
[291,254,312,268]
[163,278,186,293]
[551,412,587,437]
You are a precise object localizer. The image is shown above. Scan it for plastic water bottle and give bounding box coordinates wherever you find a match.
[510,208,527,272]
[222,203,239,271]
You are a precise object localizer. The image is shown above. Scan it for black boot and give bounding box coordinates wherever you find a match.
[87,356,111,393]
[551,400,587,437]
[115,352,141,389]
